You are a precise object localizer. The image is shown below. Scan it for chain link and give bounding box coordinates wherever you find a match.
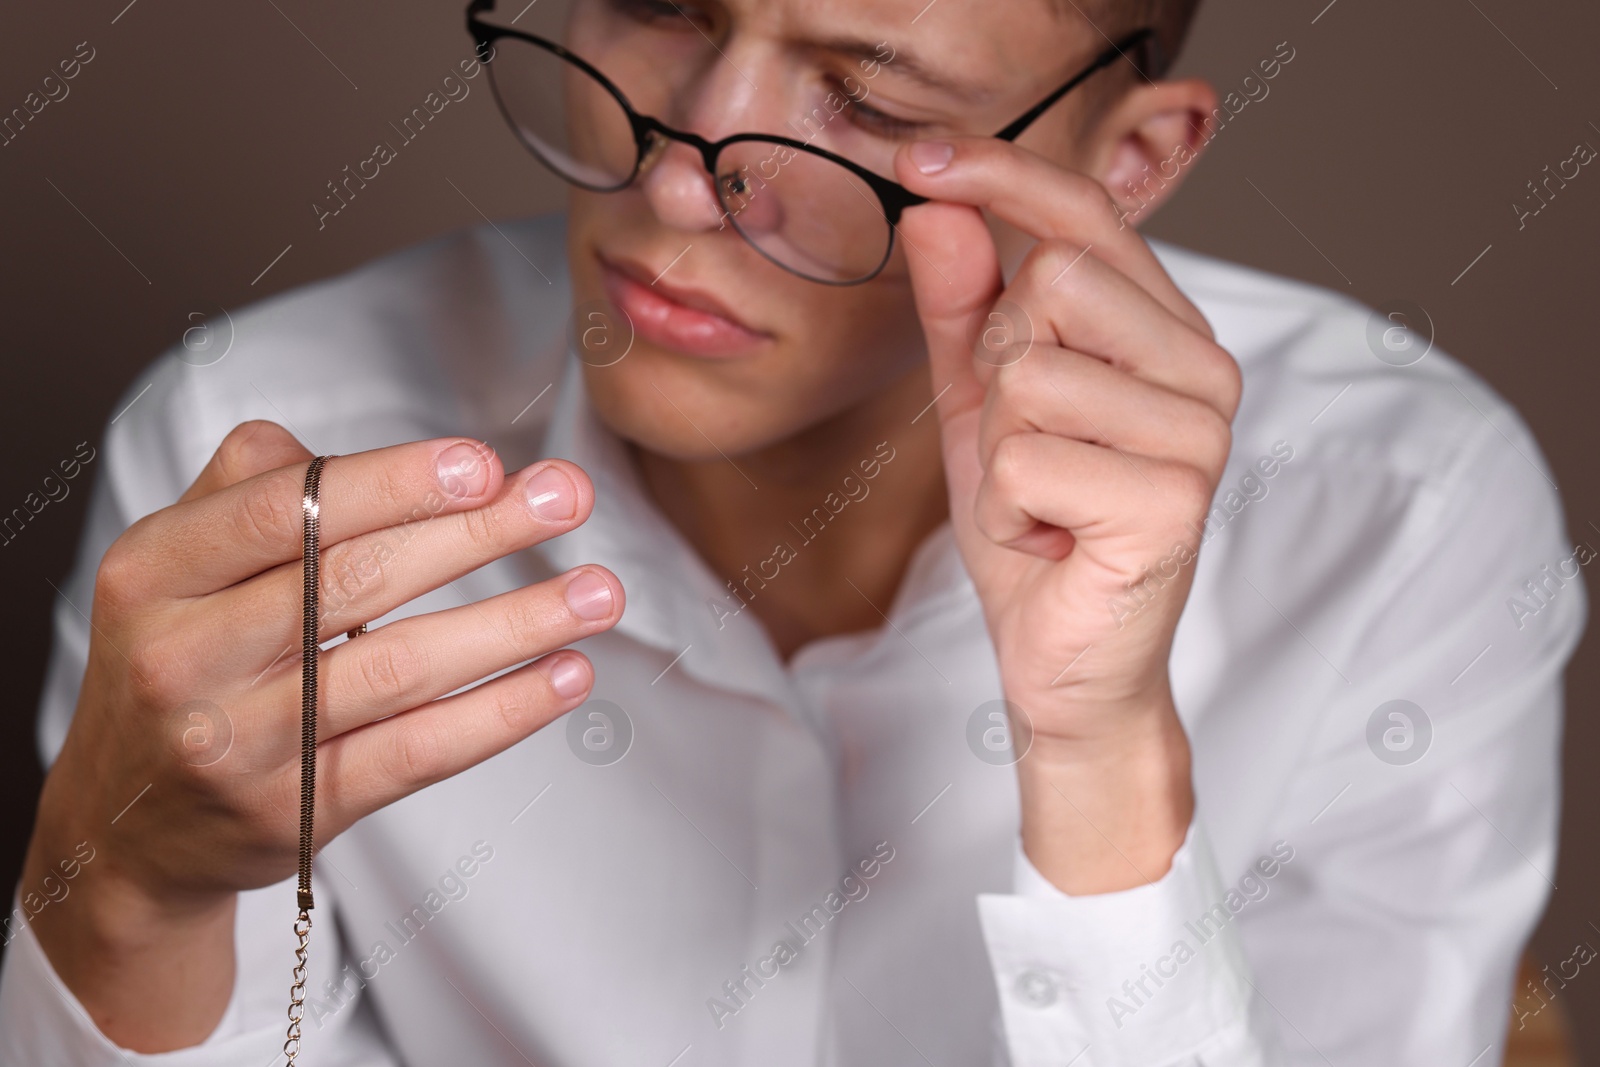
[284,910,312,1063]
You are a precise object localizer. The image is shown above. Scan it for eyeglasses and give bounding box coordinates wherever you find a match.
[466,0,1163,285]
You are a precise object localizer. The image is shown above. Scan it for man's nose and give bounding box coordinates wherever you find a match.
[635,132,728,233]
[631,58,776,235]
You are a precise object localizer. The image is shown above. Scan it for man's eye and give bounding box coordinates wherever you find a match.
[837,94,925,140]
[838,82,928,139]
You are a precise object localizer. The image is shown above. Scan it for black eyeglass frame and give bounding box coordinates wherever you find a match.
[466,0,1165,284]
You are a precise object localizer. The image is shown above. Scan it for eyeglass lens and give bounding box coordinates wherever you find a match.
[485,22,899,283]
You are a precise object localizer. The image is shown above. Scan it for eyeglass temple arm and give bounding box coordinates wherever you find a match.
[991,28,1162,144]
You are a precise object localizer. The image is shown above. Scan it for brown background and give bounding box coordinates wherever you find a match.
[2,0,1596,1057]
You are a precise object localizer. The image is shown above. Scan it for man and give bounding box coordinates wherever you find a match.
[0,0,1584,1063]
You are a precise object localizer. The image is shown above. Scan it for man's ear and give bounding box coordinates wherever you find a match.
[1090,78,1217,226]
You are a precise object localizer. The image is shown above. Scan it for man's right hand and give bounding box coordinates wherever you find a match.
[17,420,622,1052]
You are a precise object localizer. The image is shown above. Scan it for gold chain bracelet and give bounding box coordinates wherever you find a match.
[285,455,368,1064]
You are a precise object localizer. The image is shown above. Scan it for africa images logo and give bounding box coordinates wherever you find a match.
[706,841,896,1030]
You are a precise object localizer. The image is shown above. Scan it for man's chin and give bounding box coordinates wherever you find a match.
[578,355,793,465]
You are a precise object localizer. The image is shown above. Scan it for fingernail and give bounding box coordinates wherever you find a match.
[546,653,589,700]
[526,464,577,521]
[565,570,613,621]
[437,442,491,498]
[910,140,954,174]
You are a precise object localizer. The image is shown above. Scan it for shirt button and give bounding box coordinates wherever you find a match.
[1013,968,1061,1008]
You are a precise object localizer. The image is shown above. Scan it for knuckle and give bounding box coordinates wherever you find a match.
[1197,405,1235,472]
[124,631,189,701]
[357,635,428,707]
[1201,341,1243,413]
[487,675,543,736]
[987,433,1032,492]
[1164,462,1217,520]
[1054,172,1116,230]
[320,537,386,613]
[990,356,1034,405]
[1170,395,1233,475]
[365,457,414,519]
[235,479,301,549]
[502,592,556,655]
[1063,169,1114,211]
[95,531,146,609]
[214,420,277,475]
[971,491,1005,545]
[455,500,507,554]
[390,717,451,785]
[1021,240,1076,286]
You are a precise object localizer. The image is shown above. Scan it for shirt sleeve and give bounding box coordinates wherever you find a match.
[0,358,404,1066]
[977,816,1277,1067]
[1223,403,1585,1062]
[0,870,400,1066]
[975,392,1585,1066]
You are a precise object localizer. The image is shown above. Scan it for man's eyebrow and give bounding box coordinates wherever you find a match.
[799,34,997,102]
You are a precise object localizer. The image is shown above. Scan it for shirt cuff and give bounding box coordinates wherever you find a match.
[975,813,1255,1067]
[0,885,255,1065]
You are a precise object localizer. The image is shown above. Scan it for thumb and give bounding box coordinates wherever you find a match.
[895,194,1006,428]
[178,420,312,504]
[895,186,1007,561]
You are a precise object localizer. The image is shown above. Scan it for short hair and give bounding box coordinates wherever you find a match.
[1136,0,1204,74]
[1064,0,1204,79]
[1042,0,1201,123]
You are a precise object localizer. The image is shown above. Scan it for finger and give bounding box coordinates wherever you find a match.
[176,421,311,505]
[317,648,595,818]
[977,346,1233,481]
[128,437,506,599]
[270,563,622,744]
[1002,240,1242,419]
[198,458,597,675]
[974,431,1210,557]
[893,136,1212,338]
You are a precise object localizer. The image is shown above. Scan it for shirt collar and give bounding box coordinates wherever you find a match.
[531,346,980,705]
[534,349,803,704]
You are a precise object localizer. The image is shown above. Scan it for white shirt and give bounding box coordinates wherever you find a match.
[0,211,1586,1067]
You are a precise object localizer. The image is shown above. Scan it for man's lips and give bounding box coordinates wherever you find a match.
[597,251,772,359]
